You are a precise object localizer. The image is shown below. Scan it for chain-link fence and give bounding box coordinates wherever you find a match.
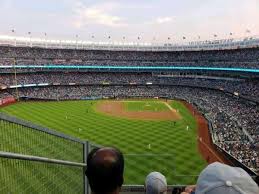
[0,113,88,194]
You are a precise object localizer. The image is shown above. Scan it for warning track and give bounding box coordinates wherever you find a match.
[182,101,231,165]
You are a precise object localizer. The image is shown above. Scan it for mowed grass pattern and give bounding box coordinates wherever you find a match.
[0,100,206,185]
[0,113,84,193]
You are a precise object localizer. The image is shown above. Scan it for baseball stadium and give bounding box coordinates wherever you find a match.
[0,1,259,194]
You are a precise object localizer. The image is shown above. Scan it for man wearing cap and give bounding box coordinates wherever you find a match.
[181,162,259,194]
[85,147,124,194]
[145,172,167,194]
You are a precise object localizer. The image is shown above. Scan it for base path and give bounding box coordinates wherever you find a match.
[182,101,232,165]
[95,100,181,121]
[163,101,176,112]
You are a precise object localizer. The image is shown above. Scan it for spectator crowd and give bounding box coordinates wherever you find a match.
[3,85,258,173]
[0,46,259,68]
[1,72,259,99]
[0,45,258,177]
[87,147,259,194]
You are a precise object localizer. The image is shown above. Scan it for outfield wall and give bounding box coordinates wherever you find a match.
[0,96,16,107]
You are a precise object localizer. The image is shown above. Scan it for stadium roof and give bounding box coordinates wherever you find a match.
[0,35,259,52]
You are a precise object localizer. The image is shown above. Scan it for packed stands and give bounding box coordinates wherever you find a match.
[1,72,258,99]
[5,85,258,175]
[0,46,259,68]
[0,43,258,176]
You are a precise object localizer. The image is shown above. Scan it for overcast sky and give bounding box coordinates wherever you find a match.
[0,0,258,42]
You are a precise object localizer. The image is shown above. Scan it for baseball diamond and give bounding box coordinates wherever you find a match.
[0,19,258,193]
[0,99,208,185]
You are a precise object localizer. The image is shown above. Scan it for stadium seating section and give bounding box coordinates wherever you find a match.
[0,45,258,175]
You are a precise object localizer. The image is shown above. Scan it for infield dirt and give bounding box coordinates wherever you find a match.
[95,100,181,121]
[96,99,230,165]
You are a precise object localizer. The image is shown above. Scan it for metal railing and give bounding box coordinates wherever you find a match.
[0,113,89,194]
[121,185,187,194]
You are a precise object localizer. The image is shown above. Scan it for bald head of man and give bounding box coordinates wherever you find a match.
[85,147,124,194]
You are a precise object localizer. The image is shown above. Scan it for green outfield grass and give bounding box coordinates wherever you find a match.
[0,99,206,187]
[124,100,169,112]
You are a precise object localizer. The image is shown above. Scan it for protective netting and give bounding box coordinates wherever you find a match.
[0,115,86,194]
[0,158,84,194]
[0,119,83,163]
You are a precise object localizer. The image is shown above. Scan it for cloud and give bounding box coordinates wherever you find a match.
[73,2,127,28]
[145,16,175,26]
[155,17,174,24]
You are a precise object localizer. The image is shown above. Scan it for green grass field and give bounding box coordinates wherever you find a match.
[0,99,206,187]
